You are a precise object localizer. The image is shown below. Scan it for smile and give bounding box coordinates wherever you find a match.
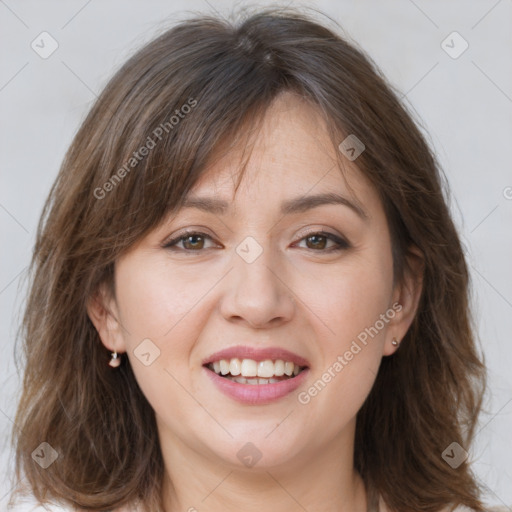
[207,358,306,384]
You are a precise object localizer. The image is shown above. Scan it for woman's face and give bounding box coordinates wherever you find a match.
[91,92,420,471]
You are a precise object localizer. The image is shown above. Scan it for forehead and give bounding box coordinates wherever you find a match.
[187,92,380,218]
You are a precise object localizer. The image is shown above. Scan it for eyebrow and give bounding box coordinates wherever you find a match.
[180,192,368,220]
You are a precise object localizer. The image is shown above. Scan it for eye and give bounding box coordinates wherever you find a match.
[162,231,218,252]
[162,229,350,253]
[294,231,350,252]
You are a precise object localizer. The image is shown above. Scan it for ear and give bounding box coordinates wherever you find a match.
[383,245,424,356]
[86,282,127,354]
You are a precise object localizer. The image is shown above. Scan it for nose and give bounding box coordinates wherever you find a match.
[219,241,296,329]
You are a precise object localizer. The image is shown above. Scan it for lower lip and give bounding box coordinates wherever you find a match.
[204,367,310,405]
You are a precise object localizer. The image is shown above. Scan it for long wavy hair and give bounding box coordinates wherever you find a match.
[11,6,486,512]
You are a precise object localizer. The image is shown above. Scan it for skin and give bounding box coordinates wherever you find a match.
[88,91,423,512]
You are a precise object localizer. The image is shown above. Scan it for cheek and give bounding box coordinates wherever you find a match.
[294,266,393,440]
[333,263,393,341]
[293,242,394,409]
[113,256,213,421]
[114,255,216,343]
[295,246,394,351]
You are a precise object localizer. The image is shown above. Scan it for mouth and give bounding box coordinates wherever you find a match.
[202,346,310,404]
[204,358,307,385]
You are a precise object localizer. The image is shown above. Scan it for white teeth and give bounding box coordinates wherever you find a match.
[257,359,275,378]
[223,376,279,385]
[240,359,258,377]
[229,358,241,376]
[274,359,285,376]
[219,360,230,375]
[209,357,305,381]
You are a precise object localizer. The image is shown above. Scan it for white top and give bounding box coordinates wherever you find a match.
[8,496,510,512]
[7,498,139,511]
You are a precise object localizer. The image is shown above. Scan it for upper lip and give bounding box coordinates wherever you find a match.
[202,346,310,368]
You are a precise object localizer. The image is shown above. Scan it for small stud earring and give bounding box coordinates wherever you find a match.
[391,338,400,347]
[108,350,121,367]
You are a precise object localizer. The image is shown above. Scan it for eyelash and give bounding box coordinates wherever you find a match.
[162,229,350,253]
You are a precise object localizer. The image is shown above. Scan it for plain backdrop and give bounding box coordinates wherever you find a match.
[1,0,511,510]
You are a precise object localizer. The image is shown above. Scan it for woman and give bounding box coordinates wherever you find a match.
[10,6,499,512]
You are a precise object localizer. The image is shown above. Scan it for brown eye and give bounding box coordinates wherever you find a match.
[296,231,350,252]
[163,231,216,252]
[305,234,328,250]
[182,234,205,250]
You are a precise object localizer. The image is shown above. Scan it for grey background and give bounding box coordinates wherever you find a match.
[1,0,511,509]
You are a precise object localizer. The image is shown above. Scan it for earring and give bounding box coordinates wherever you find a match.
[391,337,400,347]
[108,350,121,367]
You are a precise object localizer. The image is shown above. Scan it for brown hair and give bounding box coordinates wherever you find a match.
[11,6,486,512]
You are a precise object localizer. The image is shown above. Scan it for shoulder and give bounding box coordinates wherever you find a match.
[449,506,510,512]
[7,500,71,511]
[8,498,143,512]
[380,497,509,512]
[110,503,143,512]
